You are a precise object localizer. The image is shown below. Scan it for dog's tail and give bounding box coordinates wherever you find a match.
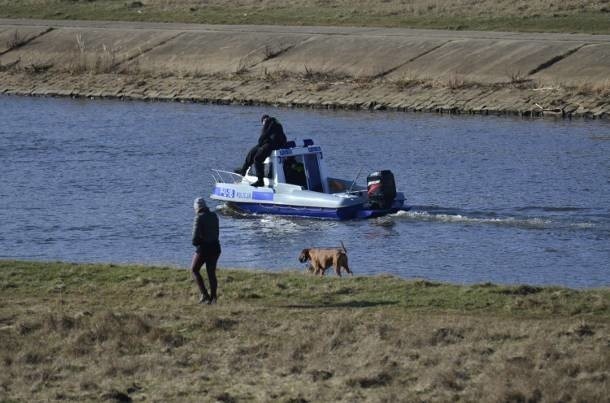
[340,241,347,253]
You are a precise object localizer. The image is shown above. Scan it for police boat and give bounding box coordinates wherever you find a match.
[210,139,407,220]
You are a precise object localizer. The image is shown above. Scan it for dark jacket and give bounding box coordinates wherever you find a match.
[258,117,287,150]
[192,208,220,251]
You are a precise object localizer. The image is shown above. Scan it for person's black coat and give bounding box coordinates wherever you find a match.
[258,117,287,149]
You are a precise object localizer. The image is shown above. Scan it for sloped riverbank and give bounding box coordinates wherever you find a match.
[1,19,609,118]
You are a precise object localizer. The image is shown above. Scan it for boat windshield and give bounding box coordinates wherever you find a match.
[303,154,323,192]
[283,156,307,188]
[282,153,323,192]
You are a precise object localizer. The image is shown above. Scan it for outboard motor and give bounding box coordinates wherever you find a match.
[367,170,397,209]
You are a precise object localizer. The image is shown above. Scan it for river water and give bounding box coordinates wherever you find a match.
[1,95,609,288]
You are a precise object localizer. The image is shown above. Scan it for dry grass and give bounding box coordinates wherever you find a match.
[445,73,468,90]
[574,80,610,97]
[256,66,352,87]
[66,34,121,75]
[393,73,479,91]
[0,260,608,401]
[393,73,430,90]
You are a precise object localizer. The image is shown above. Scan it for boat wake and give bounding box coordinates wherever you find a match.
[217,202,607,234]
[391,205,607,232]
[215,202,340,230]
[215,203,251,218]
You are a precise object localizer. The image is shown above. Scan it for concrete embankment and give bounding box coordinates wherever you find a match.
[1,19,609,118]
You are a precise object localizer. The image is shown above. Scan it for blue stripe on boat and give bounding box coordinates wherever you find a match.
[252,191,274,201]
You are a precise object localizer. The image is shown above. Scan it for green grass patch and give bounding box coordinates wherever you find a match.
[0,1,608,34]
[2,260,608,318]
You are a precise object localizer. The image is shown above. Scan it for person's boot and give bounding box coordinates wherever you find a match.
[251,177,265,187]
[198,291,211,304]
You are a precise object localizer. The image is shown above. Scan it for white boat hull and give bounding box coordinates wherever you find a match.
[211,182,405,220]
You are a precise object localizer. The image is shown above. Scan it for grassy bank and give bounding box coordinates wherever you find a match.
[0,0,609,34]
[0,260,608,401]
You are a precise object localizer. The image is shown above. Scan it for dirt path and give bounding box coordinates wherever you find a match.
[1,19,609,118]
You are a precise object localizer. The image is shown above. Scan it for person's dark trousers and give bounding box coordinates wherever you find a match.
[253,143,273,180]
[191,246,221,300]
[239,144,260,175]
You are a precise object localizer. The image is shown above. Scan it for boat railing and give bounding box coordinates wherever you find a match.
[211,169,243,184]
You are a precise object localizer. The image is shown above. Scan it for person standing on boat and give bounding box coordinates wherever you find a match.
[235,114,287,187]
[191,197,221,305]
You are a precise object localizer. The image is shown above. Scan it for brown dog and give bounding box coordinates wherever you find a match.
[298,242,352,277]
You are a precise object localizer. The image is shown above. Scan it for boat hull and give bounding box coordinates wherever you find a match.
[211,181,407,220]
[227,201,363,220]
[356,199,408,219]
[225,196,407,220]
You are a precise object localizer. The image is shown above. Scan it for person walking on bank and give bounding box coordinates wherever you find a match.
[191,197,221,305]
[235,114,287,187]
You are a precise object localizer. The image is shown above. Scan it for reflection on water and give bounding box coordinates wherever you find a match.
[1,95,609,287]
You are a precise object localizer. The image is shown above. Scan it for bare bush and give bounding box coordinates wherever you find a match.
[234,57,249,75]
[301,65,350,82]
[93,44,117,74]
[508,69,528,84]
[446,73,466,89]
[67,33,88,74]
[23,62,53,74]
[6,30,27,50]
